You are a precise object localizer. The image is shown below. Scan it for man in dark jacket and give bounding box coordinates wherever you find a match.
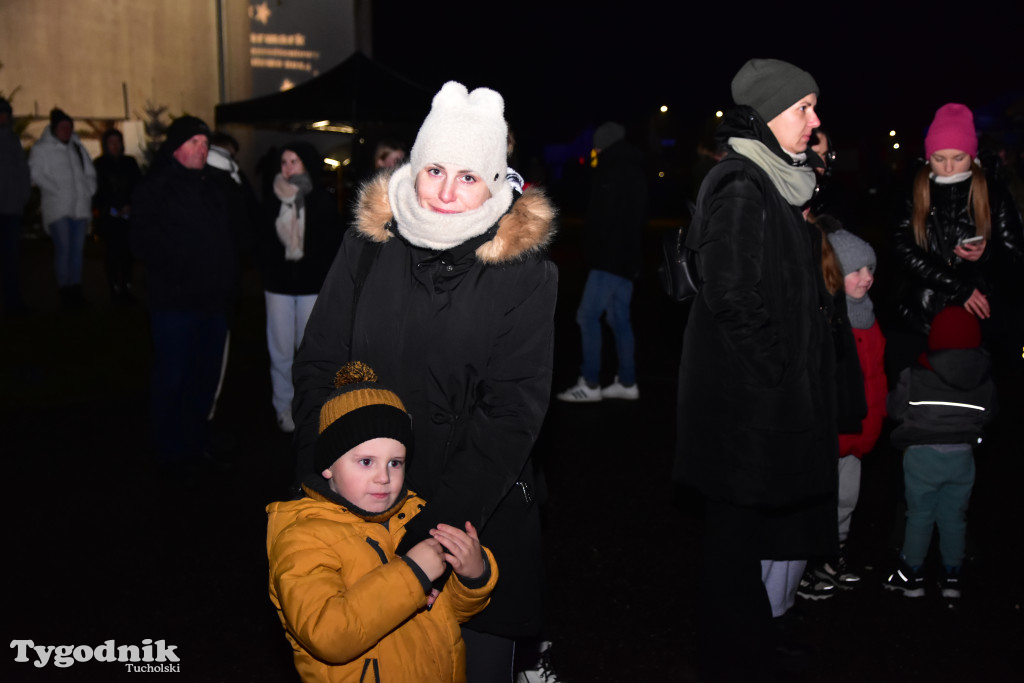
[557,121,648,402]
[0,97,31,316]
[131,116,238,470]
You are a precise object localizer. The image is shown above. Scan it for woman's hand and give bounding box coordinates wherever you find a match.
[405,538,446,583]
[953,238,987,262]
[963,289,991,319]
[430,522,485,580]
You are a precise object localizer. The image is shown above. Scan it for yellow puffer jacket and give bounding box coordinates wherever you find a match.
[267,488,498,682]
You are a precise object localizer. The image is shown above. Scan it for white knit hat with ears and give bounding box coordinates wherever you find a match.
[410,81,509,199]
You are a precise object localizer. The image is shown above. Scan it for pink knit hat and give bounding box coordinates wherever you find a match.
[924,103,977,158]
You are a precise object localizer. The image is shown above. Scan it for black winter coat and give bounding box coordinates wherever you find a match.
[131,158,238,314]
[893,174,1024,335]
[292,173,558,638]
[675,109,837,557]
[260,186,343,295]
[584,140,648,279]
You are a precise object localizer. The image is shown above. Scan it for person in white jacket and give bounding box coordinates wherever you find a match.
[28,108,96,309]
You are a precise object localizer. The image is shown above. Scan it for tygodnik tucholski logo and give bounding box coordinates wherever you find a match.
[11,639,180,672]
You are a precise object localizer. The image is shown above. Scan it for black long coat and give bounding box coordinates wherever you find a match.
[675,112,838,558]
[292,173,558,638]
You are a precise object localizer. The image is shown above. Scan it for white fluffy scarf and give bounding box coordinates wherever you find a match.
[273,173,307,261]
[386,164,513,251]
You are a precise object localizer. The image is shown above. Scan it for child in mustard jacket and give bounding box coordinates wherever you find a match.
[267,362,498,682]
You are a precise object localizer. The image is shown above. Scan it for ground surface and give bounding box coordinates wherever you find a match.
[3,215,1022,682]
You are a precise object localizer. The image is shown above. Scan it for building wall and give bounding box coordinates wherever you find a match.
[0,0,252,125]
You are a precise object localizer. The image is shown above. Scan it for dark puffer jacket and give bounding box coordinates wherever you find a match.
[292,172,557,638]
[893,174,1024,334]
[584,139,648,279]
[131,157,238,314]
[675,108,837,553]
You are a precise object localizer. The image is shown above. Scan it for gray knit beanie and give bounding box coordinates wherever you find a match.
[593,121,625,150]
[731,58,819,122]
[827,229,876,277]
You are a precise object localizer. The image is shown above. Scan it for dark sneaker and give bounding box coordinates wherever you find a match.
[883,562,925,598]
[814,555,861,589]
[940,568,962,600]
[797,568,835,601]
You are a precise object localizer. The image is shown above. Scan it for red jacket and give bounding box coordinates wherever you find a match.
[838,320,887,458]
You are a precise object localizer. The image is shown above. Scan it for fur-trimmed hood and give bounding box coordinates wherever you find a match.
[353,171,556,264]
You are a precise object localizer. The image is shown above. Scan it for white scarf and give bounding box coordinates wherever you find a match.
[387,164,513,251]
[727,137,817,206]
[273,173,305,261]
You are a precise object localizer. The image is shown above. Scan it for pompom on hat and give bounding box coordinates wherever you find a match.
[924,103,977,159]
[314,362,413,474]
[731,58,819,123]
[409,81,509,200]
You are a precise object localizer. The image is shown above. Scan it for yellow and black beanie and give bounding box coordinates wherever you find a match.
[314,361,413,473]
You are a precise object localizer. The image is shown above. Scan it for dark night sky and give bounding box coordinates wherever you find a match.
[370,2,1023,158]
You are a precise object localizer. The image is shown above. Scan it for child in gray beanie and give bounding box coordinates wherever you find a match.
[803,218,888,596]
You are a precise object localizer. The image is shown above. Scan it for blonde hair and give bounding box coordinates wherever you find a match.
[910,163,991,249]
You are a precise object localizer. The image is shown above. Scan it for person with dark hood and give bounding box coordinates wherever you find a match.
[557,121,647,403]
[93,128,142,304]
[0,96,31,316]
[674,58,837,681]
[260,141,343,433]
[131,115,239,472]
[28,107,96,309]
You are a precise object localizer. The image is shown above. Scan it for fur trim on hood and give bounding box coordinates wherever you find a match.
[353,171,556,264]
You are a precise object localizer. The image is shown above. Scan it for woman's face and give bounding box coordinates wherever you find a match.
[415,163,491,214]
[929,149,972,177]
[281,150,305,180]
[767,93,821,155]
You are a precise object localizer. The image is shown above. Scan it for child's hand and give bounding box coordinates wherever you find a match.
[430,522,485,580]
[405,538,446,582]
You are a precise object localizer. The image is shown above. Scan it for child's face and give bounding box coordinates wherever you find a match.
[844,266,874,299]
[322,438,406,512]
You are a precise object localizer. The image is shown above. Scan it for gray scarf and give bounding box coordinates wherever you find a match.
[846,293,875,330]
[727,137,817,206]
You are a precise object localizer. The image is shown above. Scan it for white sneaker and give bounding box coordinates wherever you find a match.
[515,640,561,682]
[601,377,639,400]
[556,377,602,402]
[277,411,295,433]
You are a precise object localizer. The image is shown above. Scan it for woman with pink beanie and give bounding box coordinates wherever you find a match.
[890,103,1024,377]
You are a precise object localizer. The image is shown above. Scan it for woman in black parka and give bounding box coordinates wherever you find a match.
[292,82,557,681]
[889,103,1024,379]
[675,59,838,681]
[261,141,343,433]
